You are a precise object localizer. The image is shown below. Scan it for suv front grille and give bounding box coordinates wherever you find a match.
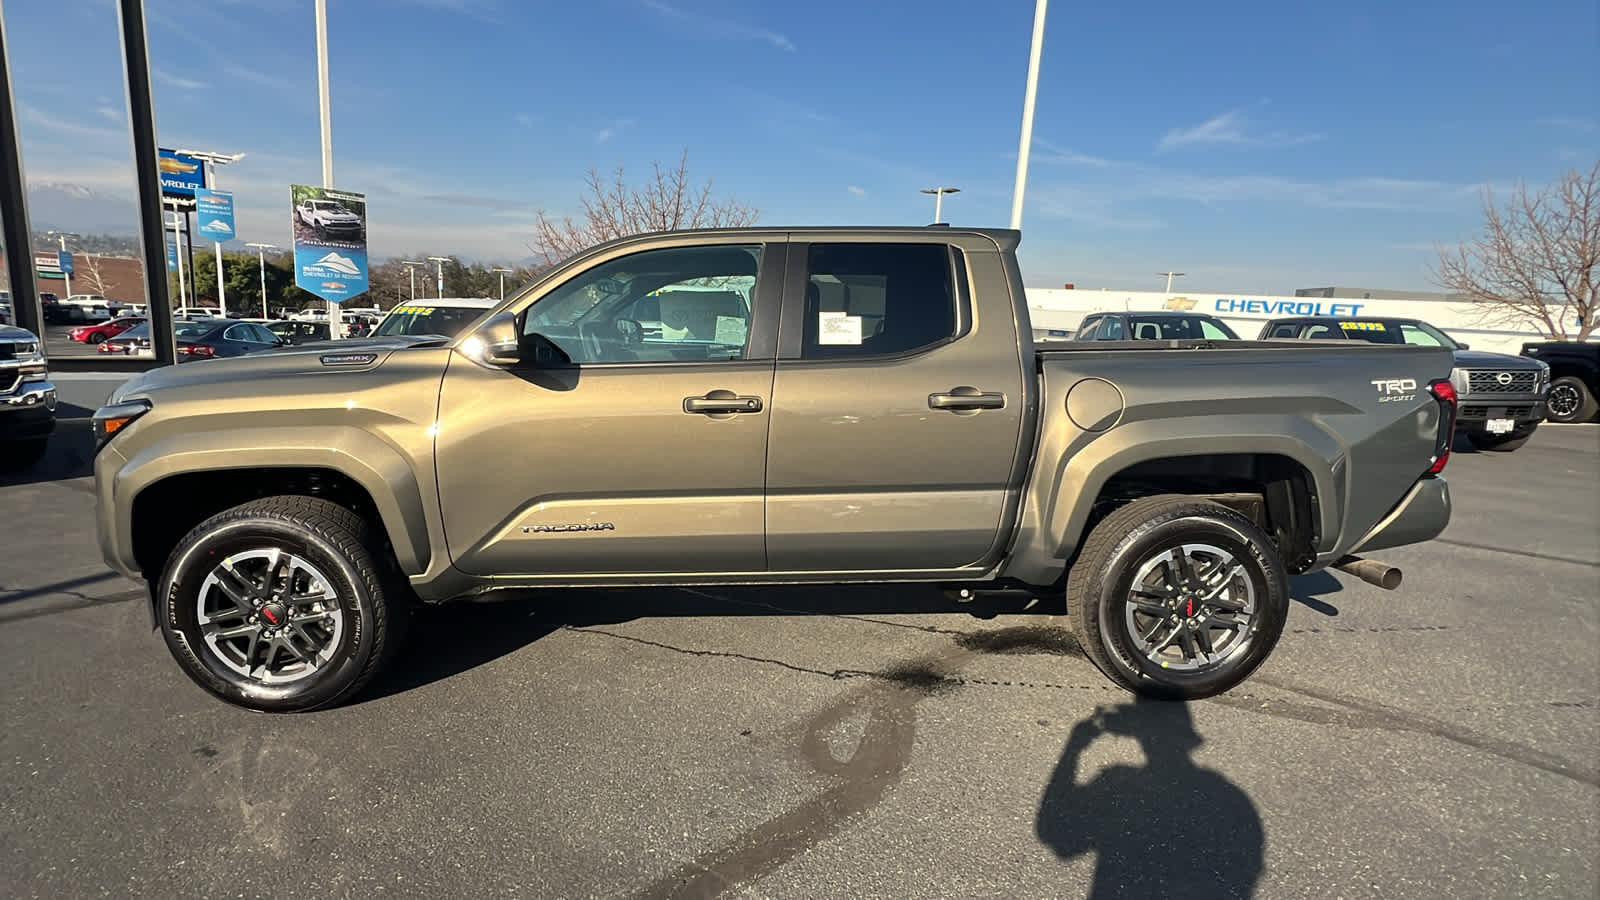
[1467,370,1538,393]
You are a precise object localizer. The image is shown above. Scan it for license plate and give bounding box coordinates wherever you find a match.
[1487,418,1516,434]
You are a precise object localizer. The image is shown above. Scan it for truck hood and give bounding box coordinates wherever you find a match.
[1452,349,1544,369]
[110,335,444,404]
[1,324,40,342]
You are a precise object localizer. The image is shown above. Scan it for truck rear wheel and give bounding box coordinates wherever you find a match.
[156,496,408,712]
[1066,495,1289,700]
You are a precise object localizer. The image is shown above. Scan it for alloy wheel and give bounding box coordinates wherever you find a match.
[1124,543,1256,672]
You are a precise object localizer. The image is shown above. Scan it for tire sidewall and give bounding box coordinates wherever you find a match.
[1089,511,1288,698]
[1546,377,1594,424]
[160,515,375,711]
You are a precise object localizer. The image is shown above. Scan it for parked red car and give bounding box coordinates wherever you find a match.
[70,316,145,344]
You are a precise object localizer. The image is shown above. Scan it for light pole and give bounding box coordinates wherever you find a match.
[400,260,424,300]
[46,230,78,295]
[1159,271,1185,294]
[178,149,244,316]
[427,256,450,297]
[1010,0,1049,230]
[166,209,187,308]
[247,243,277,313]
[919,187,960,224]
[492,266,513,300]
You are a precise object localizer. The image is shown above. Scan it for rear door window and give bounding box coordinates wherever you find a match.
[799,243,959,359]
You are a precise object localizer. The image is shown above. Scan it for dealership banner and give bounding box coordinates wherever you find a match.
[290,184,368,302]
[157,148,206,200]
[195,188,236,241]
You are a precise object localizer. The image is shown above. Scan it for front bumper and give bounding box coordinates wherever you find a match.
[1350,475,1452,556]
[1456,392,1546,432]
[0,378,57,441]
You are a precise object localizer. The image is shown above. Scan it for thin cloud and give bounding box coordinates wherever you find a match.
[1536,116,1598,133]
[1034,138,1126,169]
[847,185,866,196]
[595,119,635,143]
[642,0,795,52]
[154,68,208,90]
[19,104,123,143]
[95,105,122,122]
[222,63,300,94]
[515,113,533,127]
[1158,108,1323,152]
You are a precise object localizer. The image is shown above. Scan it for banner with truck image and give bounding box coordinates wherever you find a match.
[290,184,369,303]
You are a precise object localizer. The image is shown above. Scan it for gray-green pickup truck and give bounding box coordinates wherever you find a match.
[94,227,1458,711]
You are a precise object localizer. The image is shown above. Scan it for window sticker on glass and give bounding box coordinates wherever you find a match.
[818,311,863,345]
[714,315,748,346]
[1340,321,1381,331]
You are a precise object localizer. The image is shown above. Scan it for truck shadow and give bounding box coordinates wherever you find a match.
[0,422,96,488]
[1288,570,1342,616]
[368,584,975,701]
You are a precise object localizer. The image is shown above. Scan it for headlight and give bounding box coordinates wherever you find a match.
[92,399,151,446]
[1448,367,1470,398]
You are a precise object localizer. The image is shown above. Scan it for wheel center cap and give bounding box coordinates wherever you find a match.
[260,602,288,627]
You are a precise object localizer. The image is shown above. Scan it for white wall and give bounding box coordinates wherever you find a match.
[1022,288,1582,356]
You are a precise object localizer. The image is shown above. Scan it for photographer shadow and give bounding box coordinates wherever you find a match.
[1037,698,1263,899]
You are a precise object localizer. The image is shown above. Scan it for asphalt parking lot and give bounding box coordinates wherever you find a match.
[2,404,1596,898]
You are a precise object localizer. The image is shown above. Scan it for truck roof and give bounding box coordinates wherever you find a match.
[577,225,1022,250]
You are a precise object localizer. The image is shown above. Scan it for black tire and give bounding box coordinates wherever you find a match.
[157,495,409,712]
[0,439,48,472]
[88,332,106,344]
[1545,375,1598,424]
[1467,426,1535,452]
[1066,495,1289,700]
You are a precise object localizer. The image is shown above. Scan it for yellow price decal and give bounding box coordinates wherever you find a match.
[1339,321,1382,331]
[395,306,435,315]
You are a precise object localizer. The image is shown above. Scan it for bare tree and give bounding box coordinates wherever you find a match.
[529,150,758,265]
[1433,160,1599,341]
[78,254,111,296]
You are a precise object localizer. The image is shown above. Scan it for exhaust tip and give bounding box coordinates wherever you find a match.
[1332,556,1403,591]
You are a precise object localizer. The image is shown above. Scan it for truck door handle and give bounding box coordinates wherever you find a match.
[929,387,1006,411]
[684,391,763,414]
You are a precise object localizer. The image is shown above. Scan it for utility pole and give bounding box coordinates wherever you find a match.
[401,260,424,301]
[428,256,450,297]
[1159,271,1186,294]
[1009,0,1049,231]
[492,266,513,300]
[919,187,960,224]
[179,149,244,316]
[247,243,277,312]
[314,0,338,335]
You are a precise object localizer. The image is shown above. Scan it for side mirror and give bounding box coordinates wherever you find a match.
[460,311,522,366]
[1456,342,1470,350]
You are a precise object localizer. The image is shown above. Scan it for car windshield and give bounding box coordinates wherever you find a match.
[1126,315,1239,340]
[371,304,486,338]
[1336,320,1459,348]
[115,323,149,340]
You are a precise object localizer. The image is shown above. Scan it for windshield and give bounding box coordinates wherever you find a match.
[176,321,217,338]
[372,304,487,338]
[116,323,149,340]
[1336,320,1459,348]
[1126,315,1239,340]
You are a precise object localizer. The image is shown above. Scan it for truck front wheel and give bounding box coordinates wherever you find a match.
[1066,495,1289,700]
[156,496,408,712]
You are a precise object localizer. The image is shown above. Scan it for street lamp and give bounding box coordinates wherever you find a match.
[400,260,425,300]
[1159,271,1186,294]
[176,148,245,317]
[427,256,450,297]
[492,266,513,300]
[247,243,277,314]
[46,231,79,296]
[920,187,960,224]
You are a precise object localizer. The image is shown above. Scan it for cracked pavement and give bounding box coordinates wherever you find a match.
[1,425,1596,898]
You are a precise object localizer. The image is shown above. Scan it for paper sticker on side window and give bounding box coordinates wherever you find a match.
[713,315,747,346]
[818,311,863,345]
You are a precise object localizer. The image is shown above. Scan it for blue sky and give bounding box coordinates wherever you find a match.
[6,0,1598,291]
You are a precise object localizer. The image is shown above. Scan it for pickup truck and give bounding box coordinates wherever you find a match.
[1259,316,1549,451]
[1,324,56,471]
[296,199,365,240]
[1521,341,1599,424]
[93,227,1457,712]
